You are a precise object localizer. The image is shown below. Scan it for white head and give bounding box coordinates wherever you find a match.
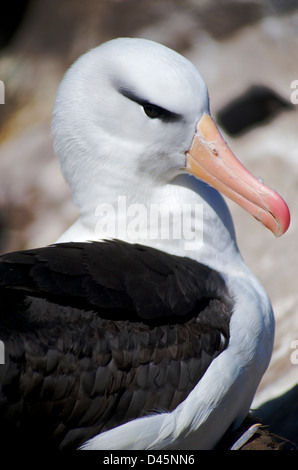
[53,38,208,201]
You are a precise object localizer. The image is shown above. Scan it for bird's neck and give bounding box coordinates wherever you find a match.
[57,172,243,275]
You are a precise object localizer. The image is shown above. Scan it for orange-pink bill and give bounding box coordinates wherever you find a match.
[185,113,290,237]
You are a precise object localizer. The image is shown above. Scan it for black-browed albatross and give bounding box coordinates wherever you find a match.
[0,38,290,450]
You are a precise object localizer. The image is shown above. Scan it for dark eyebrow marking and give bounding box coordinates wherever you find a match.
[118,86,182,123]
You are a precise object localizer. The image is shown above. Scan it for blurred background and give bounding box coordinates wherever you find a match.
[0,0,297,445]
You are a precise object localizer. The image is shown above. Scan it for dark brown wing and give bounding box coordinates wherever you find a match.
[0,240,233,450]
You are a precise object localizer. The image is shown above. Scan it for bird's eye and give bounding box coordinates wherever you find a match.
[143,104,163,119]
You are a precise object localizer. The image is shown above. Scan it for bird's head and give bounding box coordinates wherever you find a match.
[52,37,290,237]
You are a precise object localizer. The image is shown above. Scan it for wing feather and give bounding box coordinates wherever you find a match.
[0,240,233,450]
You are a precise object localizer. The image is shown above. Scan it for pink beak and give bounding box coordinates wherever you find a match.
[185,113,290,237]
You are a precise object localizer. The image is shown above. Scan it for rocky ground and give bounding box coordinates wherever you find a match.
[0,0,297,448]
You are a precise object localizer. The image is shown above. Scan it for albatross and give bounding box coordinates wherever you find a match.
[0,38,290,450]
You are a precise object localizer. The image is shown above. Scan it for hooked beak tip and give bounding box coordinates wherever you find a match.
[185,113,291,237]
